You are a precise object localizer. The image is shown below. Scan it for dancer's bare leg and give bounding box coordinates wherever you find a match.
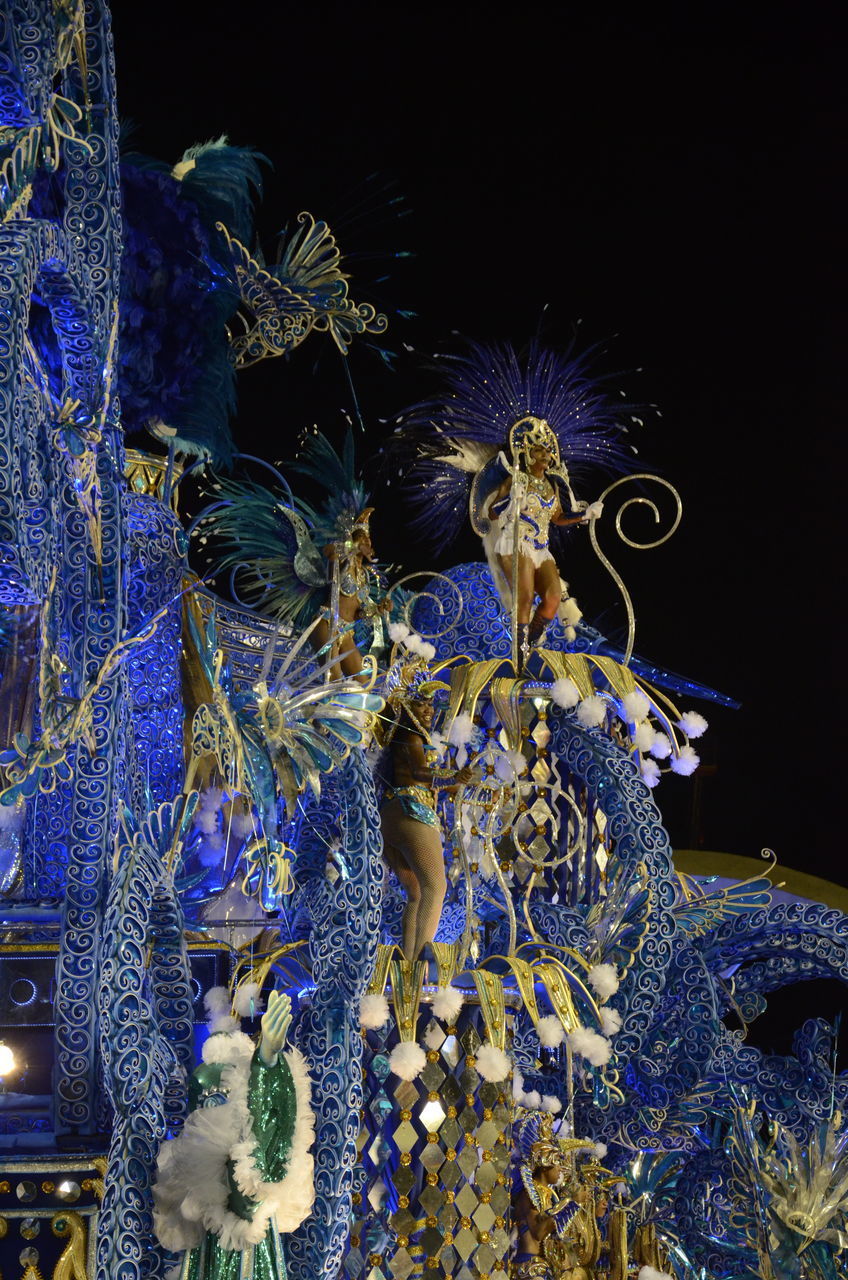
[381,815,421,959]
[311,595,363,681]
[381,801,446,960]
[498,554,535,625]
[533,559,562,624]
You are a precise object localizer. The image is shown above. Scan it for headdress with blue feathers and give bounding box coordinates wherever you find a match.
[394,338,638,554]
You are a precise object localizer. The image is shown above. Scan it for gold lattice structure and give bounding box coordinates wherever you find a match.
[123,449,183,505]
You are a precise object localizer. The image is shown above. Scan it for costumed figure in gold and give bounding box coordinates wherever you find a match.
[394,340,634,666]
[376,650,472,960]
[481,416,599,661]
[511,1108,597,1280]
[197,427,388,681]
[153,987,314,1280]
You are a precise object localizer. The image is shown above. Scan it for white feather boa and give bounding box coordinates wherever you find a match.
[153,1031,315,1254]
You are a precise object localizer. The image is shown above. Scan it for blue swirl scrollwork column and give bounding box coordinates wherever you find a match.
[96,824,174,1280]
[124,492,187,815]
[149,881,193,1137]
[287,749,384,1280]
[548,710,678,1065]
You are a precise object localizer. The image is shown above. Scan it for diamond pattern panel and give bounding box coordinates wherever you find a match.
[341,996,514,1280]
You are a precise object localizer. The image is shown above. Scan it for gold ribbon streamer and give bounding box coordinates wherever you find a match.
[432,940,461,989]
[489,676,527,752]
[470,968,508,1051]
[537,650,596,700]
[368,942,400,996]
[443,659,506,739]
[389,957,425,1042]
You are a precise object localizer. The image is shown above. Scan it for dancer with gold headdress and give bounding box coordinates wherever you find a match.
[395,340,637,665]
[511,1108,597,1280]
[198,427,387,679]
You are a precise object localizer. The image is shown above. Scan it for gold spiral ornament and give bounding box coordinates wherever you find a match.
[588,473,683,665]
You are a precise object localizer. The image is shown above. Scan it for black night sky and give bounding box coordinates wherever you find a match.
[111,6,845,890]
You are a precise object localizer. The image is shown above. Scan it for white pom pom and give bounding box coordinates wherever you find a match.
[388,1040,427,1081]
[448,712,475,747]
[475,1043,512,1081]
[576,695,607,728]
[585,500,604,520]
[678,710,708,739]
[204,986,231,1019]
[537,1015,566,1048]
[512,1069,525,1100]
[600,1006,623,1037]
[637,1269,674,1280]
[649,732,672,760]
[567,1026,613,1067]
[640,757,661,788]
[633,722,654,752]
[233,981,264,1018]
[541,1094,562,1113]
[523,1089,542,1108]
[419,641,436,661]
[389,621,410,642]
[588,963,620,1000]
[360,993,391,1029]
[564,625,577,642]
[670,744,700,776]
[432,985,464,1023]
[621,690,650,722]
[593,1141,608,1158]
[550,678,580,709]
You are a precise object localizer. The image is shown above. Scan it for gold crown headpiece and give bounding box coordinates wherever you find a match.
[351,506,374,535]
[509,416,561,466]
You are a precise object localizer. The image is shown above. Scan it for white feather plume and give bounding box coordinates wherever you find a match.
[475,1043,512,1082]
[232,982,264,1019]
[576,695,607,728]
[621,690,650,722]
[432,985,464,1023]
[567,1026,613,1066]
[537,1015,566,1048]
[588,963,620,1000]
[670,744,700,776]
[678,710,708,739]
[640,757,661,787]
[649,732,672,759]
[435,439,499,473]
[389,1040,426,1081]
[599,1006,623,1037]
[360,993,391,1029]
[550,677,580,709]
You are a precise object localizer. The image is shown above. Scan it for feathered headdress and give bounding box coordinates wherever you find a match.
[196,429,378,629]
[394,338,638,553]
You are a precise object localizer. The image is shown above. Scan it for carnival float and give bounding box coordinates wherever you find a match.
[1,5,846,1280]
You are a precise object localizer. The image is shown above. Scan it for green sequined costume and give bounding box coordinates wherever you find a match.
[153,1030,315,1280]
